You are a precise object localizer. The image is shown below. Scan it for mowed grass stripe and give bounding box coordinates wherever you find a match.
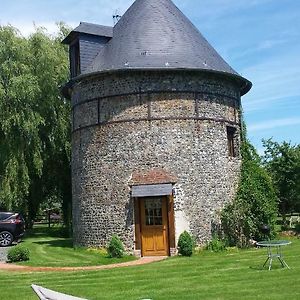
[0,227,299,299]
[17,226,135,267]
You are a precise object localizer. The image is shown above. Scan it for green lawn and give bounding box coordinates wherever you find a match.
[14,225,136,267]
[0,233,299,299]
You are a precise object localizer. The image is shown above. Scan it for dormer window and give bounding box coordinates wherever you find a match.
[62,22,113,83]
[227,126,236,157]
[70,40,80,78]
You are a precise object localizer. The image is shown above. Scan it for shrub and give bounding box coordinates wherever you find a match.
[178,231,194,256]
[107,235,125,258]
[206,236,227,252]
[281,224,289,231]
[7,246,30,262]
[295,223,300,234]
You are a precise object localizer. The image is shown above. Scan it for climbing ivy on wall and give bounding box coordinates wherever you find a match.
[221,124,278,248]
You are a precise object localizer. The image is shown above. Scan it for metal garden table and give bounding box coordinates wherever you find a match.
[256,240,291,270]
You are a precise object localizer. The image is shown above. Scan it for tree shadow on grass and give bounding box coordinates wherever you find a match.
[26,226,70,239]
[33,239,73,248]
[249,265,265,271]
[249,263,288,271]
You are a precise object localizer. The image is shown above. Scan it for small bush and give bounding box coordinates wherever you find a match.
[178,231,194,256]
[107,235,125,258]
[295,223,300,234]
[7,246,30,262]
[206,236,227,252]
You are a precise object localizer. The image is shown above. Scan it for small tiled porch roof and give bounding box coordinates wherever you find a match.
[130,168,177,186]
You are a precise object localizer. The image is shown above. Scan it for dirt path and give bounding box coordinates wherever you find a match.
[0,256,167,272]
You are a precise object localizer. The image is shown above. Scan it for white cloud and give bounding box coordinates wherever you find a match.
[228,39,288,63]
[258,39,287,50]
[186,0,273,18]
[0,0,135,35]
[248,117,300,132]
[0,20,78,37]
[242,50,300,112]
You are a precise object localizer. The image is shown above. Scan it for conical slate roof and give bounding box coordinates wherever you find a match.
[83,0,251,94]
[89,0,233,73]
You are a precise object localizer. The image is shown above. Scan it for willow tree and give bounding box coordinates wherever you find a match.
[0,26,42,209]
[0,25,71,228]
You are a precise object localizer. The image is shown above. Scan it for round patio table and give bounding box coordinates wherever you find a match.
[256,240,291,270]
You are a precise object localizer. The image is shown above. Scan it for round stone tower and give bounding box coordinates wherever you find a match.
[62,0,251,256]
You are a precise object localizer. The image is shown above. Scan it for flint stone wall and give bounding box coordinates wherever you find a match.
[71,70,242,251]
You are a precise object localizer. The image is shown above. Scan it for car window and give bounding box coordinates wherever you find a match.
[0,212,14,220]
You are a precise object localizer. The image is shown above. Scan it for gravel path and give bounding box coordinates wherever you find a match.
[0,247,10,262]
[0,256,167,272]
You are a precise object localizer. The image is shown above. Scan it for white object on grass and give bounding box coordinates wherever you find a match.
[31,284,87,300]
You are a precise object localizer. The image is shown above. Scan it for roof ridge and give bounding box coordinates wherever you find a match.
[78,21,113,29]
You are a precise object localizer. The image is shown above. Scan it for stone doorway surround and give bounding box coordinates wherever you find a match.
[130,168,177,257]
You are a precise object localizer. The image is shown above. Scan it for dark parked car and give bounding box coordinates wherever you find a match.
[0,212,25,247]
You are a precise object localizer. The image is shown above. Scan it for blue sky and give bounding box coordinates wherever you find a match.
[1,0,299,153]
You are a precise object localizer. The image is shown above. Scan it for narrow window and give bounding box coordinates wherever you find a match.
[227,126,236,157]
[70,41,80,78]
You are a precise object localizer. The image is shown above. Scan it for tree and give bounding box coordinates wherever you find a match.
[26,26,71,227]
[262,139,300,224]
[221,126,278,247]
[0,26,42,210]
[0,24,71,229]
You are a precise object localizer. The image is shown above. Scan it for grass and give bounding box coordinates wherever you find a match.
[13,225,135,267]
[0,233,300,299]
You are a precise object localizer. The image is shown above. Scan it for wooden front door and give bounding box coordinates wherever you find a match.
[140,197,169,256]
